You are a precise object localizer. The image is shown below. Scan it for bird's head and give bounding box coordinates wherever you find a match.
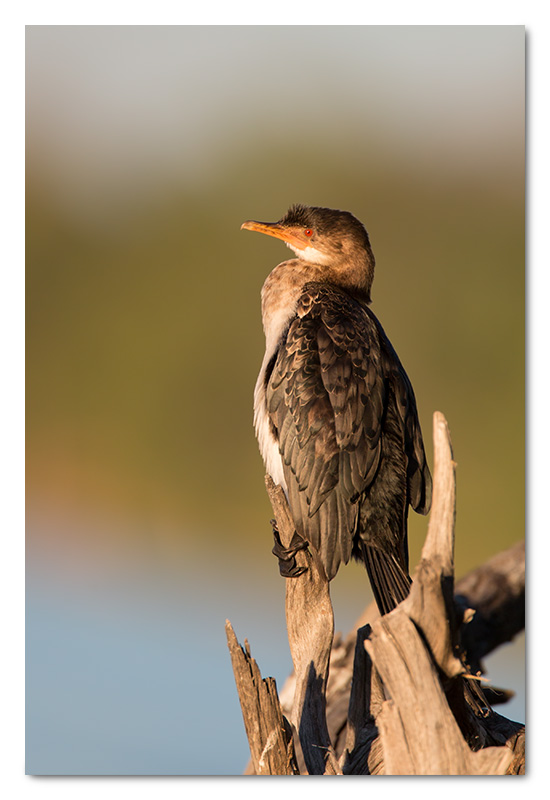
[241,204,376,302]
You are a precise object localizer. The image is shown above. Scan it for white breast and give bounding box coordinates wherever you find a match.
[253,261,306,492]
[254,362,287,491]
[254,258,325,491]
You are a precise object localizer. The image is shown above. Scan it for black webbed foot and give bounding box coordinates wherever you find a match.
[271,522,309,578]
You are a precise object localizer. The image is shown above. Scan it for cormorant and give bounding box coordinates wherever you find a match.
[242,204,432,615]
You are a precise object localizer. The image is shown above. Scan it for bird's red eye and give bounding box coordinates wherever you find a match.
[304,229,313,237]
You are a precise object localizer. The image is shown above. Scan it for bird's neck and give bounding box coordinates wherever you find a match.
[260,259,320,357]
[261,258,371,356]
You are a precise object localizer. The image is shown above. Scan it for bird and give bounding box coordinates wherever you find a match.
[242,204,432,615]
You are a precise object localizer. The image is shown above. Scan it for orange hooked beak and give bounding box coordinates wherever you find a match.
[241,219,308,251]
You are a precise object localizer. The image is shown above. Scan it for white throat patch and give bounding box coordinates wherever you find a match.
[286,242,332,265]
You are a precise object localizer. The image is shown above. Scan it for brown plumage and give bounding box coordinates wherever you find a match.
[242,205,431,614]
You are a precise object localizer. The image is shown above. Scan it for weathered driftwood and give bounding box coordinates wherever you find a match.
[362,612,510,775]
[225,621,298,775]
[227,411,525,775]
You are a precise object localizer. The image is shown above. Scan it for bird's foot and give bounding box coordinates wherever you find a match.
[271,525,308,578]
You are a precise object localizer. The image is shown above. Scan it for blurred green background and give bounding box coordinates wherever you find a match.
[26,26,524,774]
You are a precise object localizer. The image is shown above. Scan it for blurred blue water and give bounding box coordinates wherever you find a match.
[26,592,234,773]
[483,633,525,726]
[26,535,295,775]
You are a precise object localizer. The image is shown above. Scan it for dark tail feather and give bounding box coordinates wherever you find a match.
[362,543,412,615]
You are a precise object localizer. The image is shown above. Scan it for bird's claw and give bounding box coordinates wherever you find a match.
[272,529,308,577]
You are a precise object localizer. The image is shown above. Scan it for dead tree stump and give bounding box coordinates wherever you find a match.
[227,411,525,775]
[225,622,299,775]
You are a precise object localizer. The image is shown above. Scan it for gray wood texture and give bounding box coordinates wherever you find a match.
[225,621,298,775]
